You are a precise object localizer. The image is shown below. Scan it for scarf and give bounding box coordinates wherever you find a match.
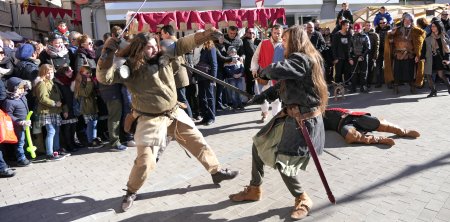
[57,26,68,35]
[46,44,68,58]
[56,73,73,86]
[77,47,96,59]
[431,32,450,55]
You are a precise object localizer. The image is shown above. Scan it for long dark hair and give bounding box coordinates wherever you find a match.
[118,32,159,71]
[431,19,445,35]
[282,25,328,113]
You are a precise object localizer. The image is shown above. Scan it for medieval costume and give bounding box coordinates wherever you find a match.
[97,29,239,212]
[384,13,425,93]
[250,27,284,122]
[230,25,329,221]
[324,108,420,146]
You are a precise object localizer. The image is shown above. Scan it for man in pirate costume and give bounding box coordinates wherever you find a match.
[97,28,239,212]
[323,108,420,146]
[384,13,426,93]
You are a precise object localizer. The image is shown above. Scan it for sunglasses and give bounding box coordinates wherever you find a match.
[84,42,93,45]
[443,14,449,16]
[0,51,4,54]
[379,22,386,24]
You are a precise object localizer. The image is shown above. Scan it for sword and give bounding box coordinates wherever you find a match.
[292,108,336,204]
[182,64,253,99]
[298,119,336,204]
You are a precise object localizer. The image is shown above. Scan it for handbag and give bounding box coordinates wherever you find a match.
[194,62,211,74]
[0,109,18,144]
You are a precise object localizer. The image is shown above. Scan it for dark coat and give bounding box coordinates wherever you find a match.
[364,29,380,60]
[309,31,327,52]
[39,50,70,70]
[0,56,15,76]
[1,78,29,127]
[13,59,39,82]
[197,47,218,81]
[54,79,76,119]
[336,9,354,24]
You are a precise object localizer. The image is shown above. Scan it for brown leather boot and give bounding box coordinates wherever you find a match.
[368,135,395,146]
[377,120,420,138]
[229,185,261,202]
[291,192,313,220]
[344,128,395,146]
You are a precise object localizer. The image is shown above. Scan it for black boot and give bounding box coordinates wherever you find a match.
[212,168,239,184]
[427,88,437,98]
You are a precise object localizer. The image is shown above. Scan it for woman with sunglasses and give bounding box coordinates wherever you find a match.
[74,34,107,147]
[39,34,70,70]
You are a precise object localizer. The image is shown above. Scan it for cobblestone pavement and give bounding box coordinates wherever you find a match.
[1,86,450,222]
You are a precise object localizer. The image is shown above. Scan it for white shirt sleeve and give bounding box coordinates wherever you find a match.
[250,42,262,72]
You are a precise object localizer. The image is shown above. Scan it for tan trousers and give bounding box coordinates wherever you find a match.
[126,116,220,193]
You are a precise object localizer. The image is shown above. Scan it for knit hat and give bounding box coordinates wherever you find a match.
[15,43,35,60]
[227,46,237,54]
[6,77,30,92]
[353,23,362,32]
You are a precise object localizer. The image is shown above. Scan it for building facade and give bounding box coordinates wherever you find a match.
[83,0,433,39]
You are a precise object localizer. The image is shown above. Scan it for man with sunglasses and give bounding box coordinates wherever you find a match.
[374,6,393,27]
[441,10,450,32]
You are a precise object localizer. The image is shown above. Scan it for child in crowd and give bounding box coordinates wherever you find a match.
[223,47,245,110]
[35,64,67,161]
[74,66,103,148]
[54,66,79,152]
[1,77,32,166]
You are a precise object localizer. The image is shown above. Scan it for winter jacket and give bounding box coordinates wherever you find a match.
[39,50,70,70]
[373,12,393,26]
[223,60,244,79]
[309,31,327,53]
[35,79,67,114]
[422,34,450,75]
[74,51,97,77]
[1,96,28,128]
[350,33,371,58]
[197,47,218,81]
[365,29,380,60]
[54,79,76,119]
[13,59,39,82]
[376,25,391,54]
[75,79,98,115]
[336,9,354,24]
[224,34,244,56]
[0,56,14,76]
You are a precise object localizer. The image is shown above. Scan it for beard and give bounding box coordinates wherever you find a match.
[145,52,163,65]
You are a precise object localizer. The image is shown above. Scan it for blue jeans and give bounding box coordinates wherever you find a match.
[14,128,26,161]
[177,87,193,118]
[226,77,244,108]
[45,124,60,156]
[0,150,7,171]
[198,80,216,121]
[86,119,98,143]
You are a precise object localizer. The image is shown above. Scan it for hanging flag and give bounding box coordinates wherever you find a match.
[255,0,264,8]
